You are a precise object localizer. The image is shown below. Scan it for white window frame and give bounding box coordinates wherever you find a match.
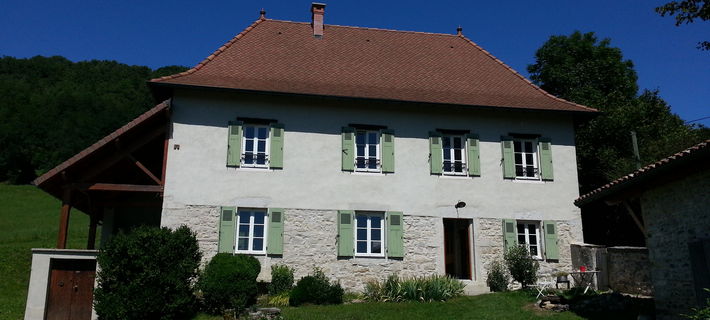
[354,212,385,257]
[354,129,381,173]
[513,138,540,180]
[516,221,543,259]
[441,135,467,176]
[241,124,270,169]
[235,208,268,254]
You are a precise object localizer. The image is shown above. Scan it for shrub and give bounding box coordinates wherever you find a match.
[94,225,201,320]
[363,274,464,302]
[486,260,510,292]
[267,291,291,307]
[197,253,261,314]
[289,268,344,306]
[504,244,540,288]
[269,264,295,295]
[683,288,710,320]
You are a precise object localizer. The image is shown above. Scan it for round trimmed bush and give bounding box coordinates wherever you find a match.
[504,244,540,288]
[486,259,510,292]
[289,268,343,306]
[94,225,201,320]
[197,253,261,314]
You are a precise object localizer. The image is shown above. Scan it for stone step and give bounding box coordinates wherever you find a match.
[462,281,490,296]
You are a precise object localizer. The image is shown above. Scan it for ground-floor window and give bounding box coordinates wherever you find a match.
[517,221,542,259]
[355,212,384,257]
[236,209,267,254]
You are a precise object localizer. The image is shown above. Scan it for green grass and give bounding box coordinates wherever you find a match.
[0,184,94,320]
[193,291,584,320]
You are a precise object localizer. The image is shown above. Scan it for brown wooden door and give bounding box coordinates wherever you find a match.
[45,259,96,320]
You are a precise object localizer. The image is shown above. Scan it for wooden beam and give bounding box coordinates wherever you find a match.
[87,211,98,250]
[57,189,72,249]
[161,129,169,185]
[622,200,646,237]
[79,124,167,181]
[128,154,162,185]
[81,183,163,193]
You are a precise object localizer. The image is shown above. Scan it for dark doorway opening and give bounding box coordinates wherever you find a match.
[444,218,472,280]
[45,259,96,320]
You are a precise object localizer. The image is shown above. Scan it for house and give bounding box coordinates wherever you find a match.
[575,140,710,319]
[26,3,596,318]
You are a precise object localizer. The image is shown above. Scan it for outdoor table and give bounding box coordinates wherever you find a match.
[569,271,600,293]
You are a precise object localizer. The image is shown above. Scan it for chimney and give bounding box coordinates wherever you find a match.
[311,3,326,38]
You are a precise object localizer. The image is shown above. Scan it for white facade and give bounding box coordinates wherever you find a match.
[160,88,584,288]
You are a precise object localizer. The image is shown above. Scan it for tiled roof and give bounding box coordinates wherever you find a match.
[33,100,170,187]
[575,140,710,206]
[150,18,596,113]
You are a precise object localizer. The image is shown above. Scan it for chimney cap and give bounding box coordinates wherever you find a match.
[311,2,326,12]
[456,26,463,36]
[259,9,266,19]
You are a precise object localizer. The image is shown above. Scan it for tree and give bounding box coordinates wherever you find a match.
[655,0,710,50]
[528,31,707,192]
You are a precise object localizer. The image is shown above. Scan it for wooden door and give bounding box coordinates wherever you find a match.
[45,259,96,320]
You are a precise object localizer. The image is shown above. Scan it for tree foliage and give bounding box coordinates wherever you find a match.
[528,31,708,192]
[655,0,710,50]
[0,56,187,183]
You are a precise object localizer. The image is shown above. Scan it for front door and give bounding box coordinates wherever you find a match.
[45,259,96,320]
[444,218,472,279]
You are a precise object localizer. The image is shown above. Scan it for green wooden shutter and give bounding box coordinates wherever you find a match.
[227,121,243,167]
[267,208,284,255]
[218,206,236,253]
[538,137,554,181]
[341,127,355,171]
[429,131,443,174]
[270,123,285,169]
[503,219,517,252]
[466,133,481,176]
[543,220,559,260]
[501,136,515,179]
[386,211,404,258]
[337,210,354,257]
[381,129,395,173]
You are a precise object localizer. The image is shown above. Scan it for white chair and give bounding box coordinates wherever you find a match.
[531,276,556,299]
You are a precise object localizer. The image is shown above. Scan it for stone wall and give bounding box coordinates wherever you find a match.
[162,207,441,292]
[570,244,653,295]
[641,168,710,319]
[476,218,580,283]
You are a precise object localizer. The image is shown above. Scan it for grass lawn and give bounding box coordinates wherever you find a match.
[194,291,586,320]
[0,184,94,320]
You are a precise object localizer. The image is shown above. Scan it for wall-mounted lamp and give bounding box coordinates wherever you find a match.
[455,201,466,209]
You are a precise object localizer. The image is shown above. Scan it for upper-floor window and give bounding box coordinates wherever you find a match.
[442,135,467,175]
[242,124,270,168]
[355,130,381,172]
[513,138,538,179]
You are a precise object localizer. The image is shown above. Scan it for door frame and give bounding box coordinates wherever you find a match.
[443,218,474,280]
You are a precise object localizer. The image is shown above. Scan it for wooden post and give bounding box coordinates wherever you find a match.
[57,189,72,249]
[87,210,98,250]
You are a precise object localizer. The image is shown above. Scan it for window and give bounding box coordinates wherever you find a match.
[355,212,385,257]
[242,125,270,168]
[236,209,267,254]
[442,135,467,175]
[355,130,380,172]
[513,138,539,179]
[517,221,542,259]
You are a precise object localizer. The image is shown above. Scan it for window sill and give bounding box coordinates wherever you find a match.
[232,166,274,172]
[511,178,544,184]
[353,254,386,259]
[234,251,267,256]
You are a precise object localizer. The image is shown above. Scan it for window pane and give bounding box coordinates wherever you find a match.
[357,228,367,240]
[443,137,451,148]
[244,154,254,164]
[453,137,462,149]
[239,212,251,223]
[252,238,264,251]
[368,145,377,157]
[529,246,538,256]
[356,216,367,228]
[368,132,378,145]
[254,212,265,224]
[356,145,365,157]
[517,224,524,233]
[514,153,522,165]
[371,216,382,228]
[257,127,268,139]
[516,165,524,176]
[238,225,250,237]
[454,162,463,172]
[368,157,377,169]
[238,238,248,250]
[245,139,254,152]
[253,225,264,237]
[257,140,266,152]
[454,149,462,161]
[244,126,255,138]
[525,153,533,164]
[356,157,366,168]
[526,166,535,177]
[443,149,451,160]
[372,241,382,253]
[357,241,367,253]
[443,161,452,172]
[518,235,526,244]
[371,229,381,241]
[513,141,521,152]
[256,154,266,165]
[529,235,537,244]
[525,141,533,152]
[356,132,365,144]
[527,224,536,234]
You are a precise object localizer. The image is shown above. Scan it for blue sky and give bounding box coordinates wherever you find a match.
[1,0,708,125]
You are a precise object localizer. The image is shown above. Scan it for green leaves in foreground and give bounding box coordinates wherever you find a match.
[364,274,465,302]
